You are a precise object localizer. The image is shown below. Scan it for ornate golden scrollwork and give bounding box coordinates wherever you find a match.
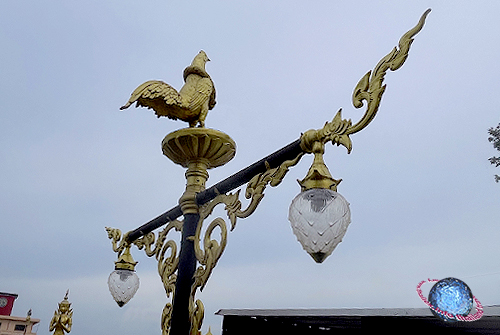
[301,9,430,154]
[196,152,305,236]
[186,152,304,334]
[105,227,129,255]
[189,298,205,335]
[186,196,231,334]
[300,109,353,153]
[298,10,430,191]
[243,153,305,217]
[350,8,431,135]
[135,219,183,335]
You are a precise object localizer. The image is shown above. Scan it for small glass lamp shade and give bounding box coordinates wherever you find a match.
[288,188,351,263]
[108,269,140,307]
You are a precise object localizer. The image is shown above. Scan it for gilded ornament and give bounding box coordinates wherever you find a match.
[120,51,216,128]
[49,291,72,335]
[162,128,236,169]
[114,245,137,271]
[243,154,305,216]
[349,9,431,135]
[300,9,431,156]
[105,227,128,254]
[299,140,341,191]
[135,220,183,334]
[299,9,430,191]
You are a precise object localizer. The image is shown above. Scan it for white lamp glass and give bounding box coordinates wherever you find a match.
[108,269,140,307]
[288,188,351,263]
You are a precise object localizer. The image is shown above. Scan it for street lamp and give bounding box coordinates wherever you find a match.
[105,9,430,335]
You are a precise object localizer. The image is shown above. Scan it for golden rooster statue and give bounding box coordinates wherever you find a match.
[120,50,216,127]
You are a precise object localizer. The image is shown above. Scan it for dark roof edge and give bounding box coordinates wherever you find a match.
[0,292,18,298]
[216,306,500,317]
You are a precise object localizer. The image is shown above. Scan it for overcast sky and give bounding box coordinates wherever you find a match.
[2,1,500,335]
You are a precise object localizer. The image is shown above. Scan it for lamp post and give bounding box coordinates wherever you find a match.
[106,10,430,335]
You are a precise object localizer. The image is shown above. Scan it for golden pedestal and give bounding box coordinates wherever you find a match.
[162,128,236,214]
[162,128,236,169]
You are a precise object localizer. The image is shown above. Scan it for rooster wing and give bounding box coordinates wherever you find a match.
[120,80,187,120]
[185,77,215,111]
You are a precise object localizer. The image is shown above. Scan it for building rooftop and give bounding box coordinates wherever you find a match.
[217,305,500,317]
[216,306,500,334]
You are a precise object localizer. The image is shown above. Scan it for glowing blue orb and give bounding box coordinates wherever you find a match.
[428,277,473,322]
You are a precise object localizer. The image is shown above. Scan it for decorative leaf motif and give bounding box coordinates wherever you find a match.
[301,110,353,153]
[161,304,173,335]
[243,153,305,214]
[105,227,126,253]
[300,10,430,154]
[133,232,156,256]
[349,9,430,136]
[190,299,204,335]
[186,152,304,334]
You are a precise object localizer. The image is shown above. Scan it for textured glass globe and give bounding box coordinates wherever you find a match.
[428,277,473,322]
[108,269,140,307]
[288,188,351,263]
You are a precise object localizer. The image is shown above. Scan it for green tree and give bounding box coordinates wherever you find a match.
[488,123,500,182]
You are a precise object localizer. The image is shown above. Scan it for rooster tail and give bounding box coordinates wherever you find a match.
[120,101,132,110]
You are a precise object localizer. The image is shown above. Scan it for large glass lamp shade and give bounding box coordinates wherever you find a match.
[108,269,140,307]
[288,188,351,263]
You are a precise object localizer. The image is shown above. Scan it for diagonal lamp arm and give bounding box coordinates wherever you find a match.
[125,138,304,243]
